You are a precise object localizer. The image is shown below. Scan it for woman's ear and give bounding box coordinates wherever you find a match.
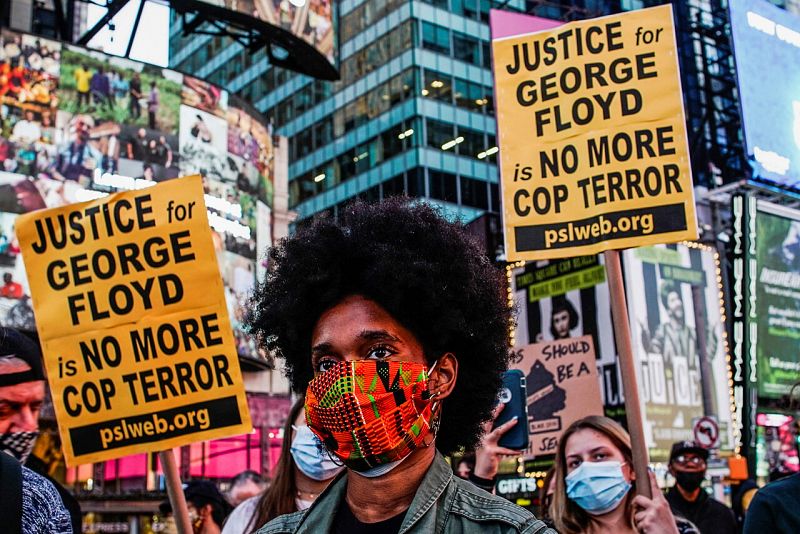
[429,353,458,400]
[625,461,636,483]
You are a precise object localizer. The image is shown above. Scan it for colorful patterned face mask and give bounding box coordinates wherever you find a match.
[304,359,439,473]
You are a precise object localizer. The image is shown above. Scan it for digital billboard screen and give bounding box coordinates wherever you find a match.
[751,201,800,399]
[0,28,279,366]
[730,0,800,187]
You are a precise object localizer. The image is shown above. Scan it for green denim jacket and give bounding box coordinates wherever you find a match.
[256,452,556,534]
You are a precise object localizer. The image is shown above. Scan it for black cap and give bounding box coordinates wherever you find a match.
[183,480,228,508]
[669,440,709,462]
[0,328,45,387]
[158,499,172,515]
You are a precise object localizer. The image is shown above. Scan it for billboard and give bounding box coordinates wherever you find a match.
[510,256,625,419]
[171,0,338,80]
[0,28,281,367]
[730,0,800,187]
[623,244,734,461]
[749,201,800,399]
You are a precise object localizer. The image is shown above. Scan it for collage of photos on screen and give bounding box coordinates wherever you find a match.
[179,78,266,361]
[57,43,183,184]
[1,29,61,183]
[0,28,276,363]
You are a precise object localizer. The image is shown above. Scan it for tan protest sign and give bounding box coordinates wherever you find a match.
[493,5,697,261]
[17,175,252,466]
[510,336,603,457]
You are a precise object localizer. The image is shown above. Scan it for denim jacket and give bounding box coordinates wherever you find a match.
[256,452,556,534]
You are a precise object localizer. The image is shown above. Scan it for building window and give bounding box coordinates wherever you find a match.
[422,22,450,55]
[429,170,457,202]
[427,119,454,150]
[461,176,489,209]
[423,69,452,103]
[490,183,500,212]
[422,0,449,9]
[407,167,426,197]
[453,32,480,65]
[458,127,485,160]
[383,174,406,198]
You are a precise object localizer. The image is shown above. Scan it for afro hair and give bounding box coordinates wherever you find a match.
[247,198,512,455]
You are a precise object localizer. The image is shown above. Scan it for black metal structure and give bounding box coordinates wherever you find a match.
[74,0,339,80]
[674,0,747,189]
[170,0,339,80]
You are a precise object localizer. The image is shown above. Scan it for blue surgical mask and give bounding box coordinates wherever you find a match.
[290,425,345,481]
[565,460,631,515]
[355,458,404,478]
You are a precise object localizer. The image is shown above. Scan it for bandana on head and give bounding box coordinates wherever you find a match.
[0,430,38,463]
[305,360,439,472]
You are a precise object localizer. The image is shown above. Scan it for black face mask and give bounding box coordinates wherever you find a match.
[675,470,705,492]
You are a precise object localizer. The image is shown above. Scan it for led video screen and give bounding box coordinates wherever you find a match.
[0,29,278,364]
[730,0,800,187]
[751,201,800,399]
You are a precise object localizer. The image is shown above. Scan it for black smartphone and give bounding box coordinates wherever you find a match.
[492,369,529,450]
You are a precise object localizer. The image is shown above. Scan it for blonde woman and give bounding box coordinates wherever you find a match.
[551,416,698,534]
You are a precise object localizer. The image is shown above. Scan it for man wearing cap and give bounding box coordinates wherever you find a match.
[184,480,234,534]
[666,440,736,534]
[0,327,74,533]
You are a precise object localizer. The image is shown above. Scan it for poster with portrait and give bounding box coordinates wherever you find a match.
[751,203,800,399]
[623,244,733,461]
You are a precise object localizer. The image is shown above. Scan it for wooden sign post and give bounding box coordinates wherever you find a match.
[604,250,651,498]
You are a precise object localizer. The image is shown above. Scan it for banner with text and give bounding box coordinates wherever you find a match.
[623,244,733,460]
[17,175,252,465]
[492,5,697,261]
[511,336,604,457]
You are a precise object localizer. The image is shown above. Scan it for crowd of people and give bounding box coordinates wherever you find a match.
[2,199,799,534]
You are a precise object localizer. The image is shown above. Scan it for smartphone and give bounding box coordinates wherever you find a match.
[492,369,529,450]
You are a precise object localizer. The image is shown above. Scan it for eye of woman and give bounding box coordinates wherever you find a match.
[567,458,582,470]
[592,451,608,461]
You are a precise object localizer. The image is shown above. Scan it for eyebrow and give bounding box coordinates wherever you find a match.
[311,330,401,355]
[567,446,611,459]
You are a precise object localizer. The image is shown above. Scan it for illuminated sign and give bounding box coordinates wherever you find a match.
[0,28,281,369]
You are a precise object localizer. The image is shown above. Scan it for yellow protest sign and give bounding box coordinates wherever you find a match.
[16,175,252,466]
[493,5,697,261]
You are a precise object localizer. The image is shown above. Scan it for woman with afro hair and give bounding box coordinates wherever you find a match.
[248,198,554,534]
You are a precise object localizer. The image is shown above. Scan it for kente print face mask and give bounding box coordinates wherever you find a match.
[304,359,440,473]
